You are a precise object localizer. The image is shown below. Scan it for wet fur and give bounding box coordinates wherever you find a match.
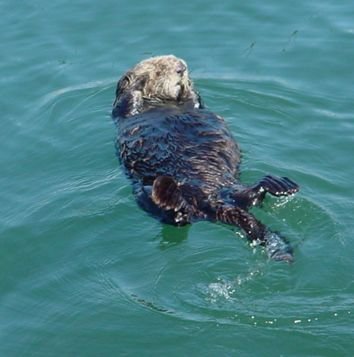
[112,55,299,262]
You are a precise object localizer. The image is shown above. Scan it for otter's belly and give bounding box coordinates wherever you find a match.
[117,108,240,192]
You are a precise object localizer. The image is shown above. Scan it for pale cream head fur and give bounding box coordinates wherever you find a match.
[114,55,201,115]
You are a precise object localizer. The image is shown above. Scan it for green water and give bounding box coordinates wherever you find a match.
[1,0,353,356]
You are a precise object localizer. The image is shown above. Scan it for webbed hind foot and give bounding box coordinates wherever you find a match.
[256,175,299,197]
[232,174,299,208]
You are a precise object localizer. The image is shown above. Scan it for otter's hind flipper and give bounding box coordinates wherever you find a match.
[232,175,299,208]
[215,205,294,262]
[152,176,187,211]
[256,175,299,197]
[151,176,196,225]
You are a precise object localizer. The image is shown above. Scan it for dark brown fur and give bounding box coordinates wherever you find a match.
[112,55,299,262]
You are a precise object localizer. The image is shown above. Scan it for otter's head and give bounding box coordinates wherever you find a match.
[112,55,203,118]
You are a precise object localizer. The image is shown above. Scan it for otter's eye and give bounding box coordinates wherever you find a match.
[176,63,186,75]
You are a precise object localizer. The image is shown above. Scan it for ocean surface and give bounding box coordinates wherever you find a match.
[1,0,353,356]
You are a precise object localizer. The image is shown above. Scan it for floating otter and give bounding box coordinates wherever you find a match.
[112,55,299,262]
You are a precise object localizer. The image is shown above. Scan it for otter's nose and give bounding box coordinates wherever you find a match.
[176,62,187,75]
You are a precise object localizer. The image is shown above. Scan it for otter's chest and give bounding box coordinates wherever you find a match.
[117,108,240,183]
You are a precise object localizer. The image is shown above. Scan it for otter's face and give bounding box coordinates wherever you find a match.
[113,55,202,117]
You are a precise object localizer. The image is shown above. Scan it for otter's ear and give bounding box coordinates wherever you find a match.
[116,71,134,98]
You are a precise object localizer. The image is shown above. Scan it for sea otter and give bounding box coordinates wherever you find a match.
[112,55,299,262]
